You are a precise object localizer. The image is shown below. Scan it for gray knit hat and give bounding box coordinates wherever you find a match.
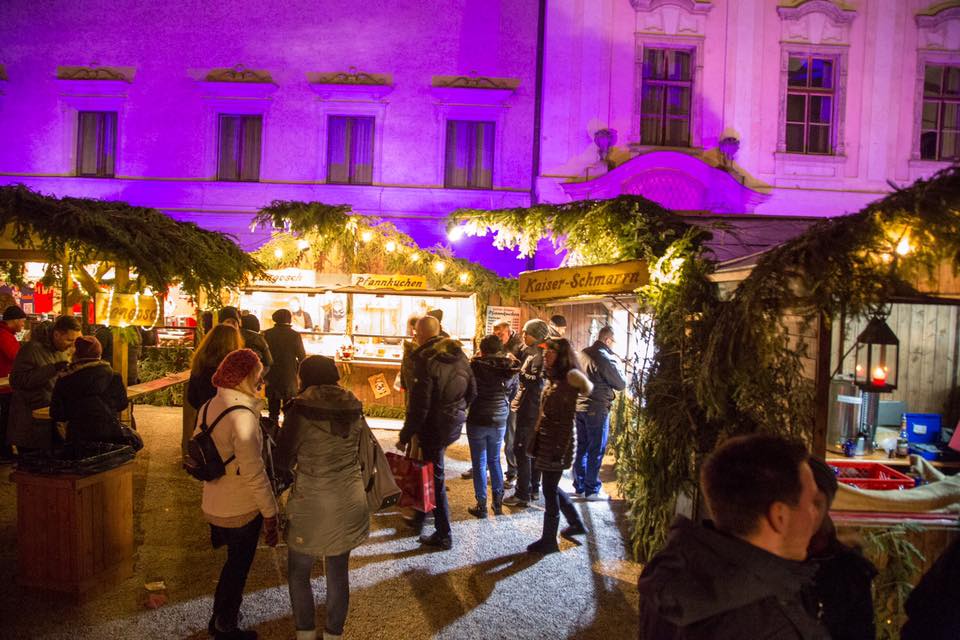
[522,319,550,342]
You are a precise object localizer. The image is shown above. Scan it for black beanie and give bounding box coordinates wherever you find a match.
[299,355,340,389]
[808,456,838,504]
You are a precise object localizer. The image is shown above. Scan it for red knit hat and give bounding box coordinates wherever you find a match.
[74,335,103,361]
[212,349,262,389]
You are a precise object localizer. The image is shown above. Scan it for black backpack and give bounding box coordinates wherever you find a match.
[183,402,257,481]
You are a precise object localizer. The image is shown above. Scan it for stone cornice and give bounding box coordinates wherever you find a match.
[308,68,391,86]
[56,65,133,82]
[205,65,274,84]
[916,2,960,26]
[777,0,856,24]
[630,0,712,13]
[431,75,520,90]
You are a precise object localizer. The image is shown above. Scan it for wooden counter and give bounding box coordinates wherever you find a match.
[336,358,405,410]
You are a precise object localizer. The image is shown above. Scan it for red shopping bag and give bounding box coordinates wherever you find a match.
[385,451,436,512]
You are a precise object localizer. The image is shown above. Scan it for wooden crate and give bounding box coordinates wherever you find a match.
[13,462,134,599]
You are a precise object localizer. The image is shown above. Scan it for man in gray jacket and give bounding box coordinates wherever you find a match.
[8,316,81,453]
[573,326,625,500]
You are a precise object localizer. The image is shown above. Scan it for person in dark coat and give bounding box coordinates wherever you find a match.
[491,320,523,486]
[504,318,549,508]
[262,308,306,424]
[398,315,476,550]
[901,535,960,640]
[526,338,592,554]
[465,334,520,518]
[574,326,626,500]
[395,316,419,405]
[0,305,26,460]
[220,307,273,375]
[8,316,80,453]
[95,324,141,386]
[638,434,828,640]
[805,456,877,640]
[50,336,128,445]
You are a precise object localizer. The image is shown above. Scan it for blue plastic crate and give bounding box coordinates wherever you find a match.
[904,413,941,445]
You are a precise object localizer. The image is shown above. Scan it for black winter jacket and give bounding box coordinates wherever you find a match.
[812,535,877,640]
[467,355,520,428]
[511,345,544,431]
[400,337,477,450]
[50,360,128,444]
[576,341,626,413]
[502,331,524,361]
[262,323,305,400]
[187,364,219,410]
[241,328,274,373]
[638,517,829,640]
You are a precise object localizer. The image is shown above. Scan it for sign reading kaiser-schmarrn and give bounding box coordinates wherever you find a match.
[519,260,648,302]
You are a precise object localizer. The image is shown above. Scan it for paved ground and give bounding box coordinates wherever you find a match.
[0,405,640,639]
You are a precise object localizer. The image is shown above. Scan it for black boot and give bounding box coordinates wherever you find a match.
[527,514,561,554]
[468,500,487,519]
[492,491,504,516]
[559,502,586,539]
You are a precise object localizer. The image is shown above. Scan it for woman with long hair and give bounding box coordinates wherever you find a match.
[183,324,244,454]
[526,338,593,554]
[275,355,370,640]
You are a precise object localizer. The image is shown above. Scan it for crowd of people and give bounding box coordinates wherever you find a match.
[1,304,956,640]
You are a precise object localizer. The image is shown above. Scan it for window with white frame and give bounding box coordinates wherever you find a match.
[920,64,960,162]
[217,114,262,181]
[444,120,494,189]
[639,48,693,147]
[76,111,117,177]
[785,55,836,155]
[326,115,374,185]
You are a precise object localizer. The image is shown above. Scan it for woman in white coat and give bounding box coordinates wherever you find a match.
[197,348,279,640]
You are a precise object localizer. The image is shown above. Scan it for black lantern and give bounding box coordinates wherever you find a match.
[853,313,899,393]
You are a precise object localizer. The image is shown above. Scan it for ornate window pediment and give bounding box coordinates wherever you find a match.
[630,0,712,14]
[308,68,393,101]
[205,65,273,84]
[430,75,518,106]
[57,66,132,82]
[915,2,960,50]
[777,1,856,45]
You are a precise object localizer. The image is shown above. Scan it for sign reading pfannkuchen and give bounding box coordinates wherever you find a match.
[351,274,427,291]
[518,260,649,303]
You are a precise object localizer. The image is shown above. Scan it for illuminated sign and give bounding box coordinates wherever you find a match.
[351,274,427,291]
[518,260,649,302]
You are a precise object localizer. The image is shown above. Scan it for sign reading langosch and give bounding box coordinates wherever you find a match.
[518,260,649,303]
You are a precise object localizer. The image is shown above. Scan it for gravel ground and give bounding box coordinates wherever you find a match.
[0,405,640,639]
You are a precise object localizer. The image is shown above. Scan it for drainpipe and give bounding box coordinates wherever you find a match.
[528,0,547,271]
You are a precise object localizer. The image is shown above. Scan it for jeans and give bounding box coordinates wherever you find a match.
[541,469,582,524]
[422,446,451,537]
[513,422,541,500]
[288,548,351,635]
[467,425,506,502]
[209,514,262,632]
[573,410,609,495]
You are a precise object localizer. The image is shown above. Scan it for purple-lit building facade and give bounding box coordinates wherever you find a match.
[0,0,957,275]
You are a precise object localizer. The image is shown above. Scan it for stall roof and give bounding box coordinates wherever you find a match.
[681,213,823,265]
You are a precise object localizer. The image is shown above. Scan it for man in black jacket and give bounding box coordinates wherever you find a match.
[219,306,273,374]
[398,315,476,550]
[638,435,829,640]
[262,308,306,424]
[574,326,626,500]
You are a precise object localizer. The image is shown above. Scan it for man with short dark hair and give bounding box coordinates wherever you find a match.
[8,315,81,453]
[638,434,828,640]
[262,309,305,424]
[220,306,273,374]
[398,315,476,550]
[573,325,625,500]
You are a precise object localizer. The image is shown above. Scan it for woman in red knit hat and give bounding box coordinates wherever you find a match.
[196,348,279,640]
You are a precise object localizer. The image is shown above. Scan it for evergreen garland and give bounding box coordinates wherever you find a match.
[0,185,264,300]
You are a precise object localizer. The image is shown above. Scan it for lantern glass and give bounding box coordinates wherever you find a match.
[853,316,899,392]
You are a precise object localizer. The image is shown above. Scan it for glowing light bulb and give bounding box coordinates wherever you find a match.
[409,252,420,263]
[458,272,470,284]
[447,226,465,242]
[385,241,396,253]
[360,230,373,243]
[274,248,283,259]
[895,236,912,256]
[297,239,310,251]
[433,260,447,274]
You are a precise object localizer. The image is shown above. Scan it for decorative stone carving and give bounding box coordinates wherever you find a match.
[205,65,273,84]
[777,1,856,26]
[431,75,520,90]
[56,66,131,82]
[630,0,712,14]
[916,3,960,51]
[309,67,391,86]
[778,1,855,45]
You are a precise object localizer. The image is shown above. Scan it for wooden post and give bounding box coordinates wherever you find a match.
[813,312,833,457]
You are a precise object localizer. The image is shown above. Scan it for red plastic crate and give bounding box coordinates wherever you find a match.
[829,460,914,490]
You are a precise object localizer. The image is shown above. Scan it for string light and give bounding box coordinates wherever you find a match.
[385,241,396,253]
[433,260,447,274]
[274,248,283,259]
[297,239,310,251]
[409,252,421,263]
[458,272,470,284]
[447,226,465,242]
[360,230,374,243]
[895,236,912,256]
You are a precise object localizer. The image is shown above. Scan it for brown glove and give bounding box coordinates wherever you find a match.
[262,515,279,547]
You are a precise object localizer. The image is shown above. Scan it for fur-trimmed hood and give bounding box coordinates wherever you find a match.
[415,336,466,364]
[471,354,521,380]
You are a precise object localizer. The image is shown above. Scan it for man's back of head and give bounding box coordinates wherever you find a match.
[701,434,821,561]
[415,315,440,346]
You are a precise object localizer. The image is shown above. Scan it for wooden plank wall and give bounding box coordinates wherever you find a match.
[783,311,823,383]
[832,303,960,414]
[543,302,613,351]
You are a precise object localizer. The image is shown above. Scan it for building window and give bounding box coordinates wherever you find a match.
[639,48,692,147]
[785,56,835,154]
[920,64,960,161]
[217,114,262,181]
[76,111,117,177]
[444,120,494,189]
[326,116,374,185]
